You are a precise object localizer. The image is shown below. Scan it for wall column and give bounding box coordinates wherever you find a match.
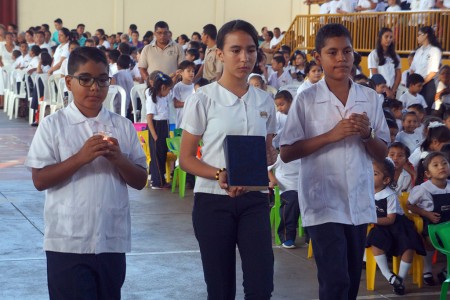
[114,0,125,32]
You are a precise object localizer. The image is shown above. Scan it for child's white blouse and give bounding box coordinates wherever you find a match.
[408,180,450,211]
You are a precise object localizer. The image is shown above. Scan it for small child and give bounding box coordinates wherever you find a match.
[401,52,415,87]
[296,60,323,95]
[24,47,147,299]
[386,118,399,144]
[289,50,307,82]
[112,55,134,120]
[388,142,412,193]
[395,111,423,153]
[371,74,388,103]
[25,45,41,75]
[366,158,425,295]
[146,72,173,189]
[434,65,450,111]
[268,56,292,90]
[407,151,450,285]
[247,73,267,91]
[384,99,403,130]
[400,73,427,109]
[408,103,426,138]
[272,91,292,149]
[173,60,195,128]
[107,49,120,76]
[185,48,201,75]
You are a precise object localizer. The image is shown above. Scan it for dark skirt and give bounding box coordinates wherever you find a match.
[366,214,426,257]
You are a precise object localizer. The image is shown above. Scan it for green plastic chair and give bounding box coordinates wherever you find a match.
[166,136,186,198]
[428,221,450,300]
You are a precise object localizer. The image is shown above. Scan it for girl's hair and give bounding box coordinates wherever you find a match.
[217,20,258,50]
[304,60,321,75]
[415,152,448,185]
[290,50,306,65]
[376,28,400,68]
[146,70,161,88]
[420,124,450,151]
[274,90,293,103]
[149,72,172,103]
[248,73,265,86]
[388,141,411,158]
[40,52,53,66]
[194,77,209,88]
[419,26,442,51]
[59,27,72,42]
[375,158,396,189]
[252,48,266,74]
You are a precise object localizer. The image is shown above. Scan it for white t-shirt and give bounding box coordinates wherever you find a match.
[268,154,301,193]
[410,45,442,78]
[280,79,390,227]
[395,130,423,153]
[367,50,401,88]
[172,81,194,128]
[24,102,147,253]
[25,56,39,72]
[399,91,428,108]
[181,82,276,195]
[0,43,19,68]
[268,69,293,90]
[408,180,450,211]
[145,89,172,120]
[269,35,284,48]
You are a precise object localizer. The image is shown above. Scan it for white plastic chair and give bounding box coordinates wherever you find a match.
[130,83,147,122]
[396,85,407,100]
[104,85,127,117]
[0,67,10,113]
[7,69,27,120]
[35,73,50,123]
[24,73,37,124]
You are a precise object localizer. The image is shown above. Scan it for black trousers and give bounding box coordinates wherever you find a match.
[193,192,274,300]
[277,190,300,243]
[420,80,437,115]
[306,223,367,300]
[149,119,168,187]
[46,251,126,300]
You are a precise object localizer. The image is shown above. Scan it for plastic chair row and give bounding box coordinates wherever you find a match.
[428,221,450,300]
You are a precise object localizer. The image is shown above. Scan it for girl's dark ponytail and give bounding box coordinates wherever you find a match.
[150,72,172,103]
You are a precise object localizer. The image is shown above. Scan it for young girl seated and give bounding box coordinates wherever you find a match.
[388,142,413,194]
[366,158,425,295]
[407,151,450,285]
[295,60,323,96]
[288,50,307,82]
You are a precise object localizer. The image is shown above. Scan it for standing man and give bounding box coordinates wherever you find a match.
[270,27,284,49]
[52,18,63,46]
[76,24,86,46]
[138,21,185,81]
[194,24,222,82]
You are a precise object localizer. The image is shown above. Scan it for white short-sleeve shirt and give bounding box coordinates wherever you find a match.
[408,180,450,211]
[399,91,428,108]
[181,82,276,195]
[145,89,172,120]
[410,45,442,78]
[376,187,403,215]
[280,79,390,227]
[268,154,301,193]
[368,50,401,88]
[172,81,194,128]
[434,81,450,110]
[395,130,423,153]
[52,43,69,75]
[24,102,147,254]
[268,69,293,90]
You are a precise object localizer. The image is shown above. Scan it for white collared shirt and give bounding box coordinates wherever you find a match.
[368,50,401,88]
[408,180,450,211]
[375,187,403,215]
[280,79,390,227]
[399,91,428,108]
[268,69,293,90]
[25,102,147,254]
[268,154,300,192]
[395,130,423,153]
[410,45,442,78]
[181,82,276,195]
[145,89,172,121]
[296,78,314,96]
[173,81,194,128]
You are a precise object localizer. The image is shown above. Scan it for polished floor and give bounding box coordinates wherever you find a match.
[0,110,446,299]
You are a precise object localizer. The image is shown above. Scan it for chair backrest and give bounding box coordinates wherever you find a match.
[56,77,68,107]
[104,85,127,117]
[47,75,60,105]
[428,221,450,256]
[166,136,181,157]
[130,83,147,123]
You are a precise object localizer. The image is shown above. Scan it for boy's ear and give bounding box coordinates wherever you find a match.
[314,52,321,66]
[65,75,73,91]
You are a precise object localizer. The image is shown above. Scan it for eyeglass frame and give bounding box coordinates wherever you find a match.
[68,74,112,87]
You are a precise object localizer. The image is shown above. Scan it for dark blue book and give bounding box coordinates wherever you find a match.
[223,135,269,191]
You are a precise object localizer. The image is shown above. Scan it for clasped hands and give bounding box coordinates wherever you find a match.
[329,112,371,142]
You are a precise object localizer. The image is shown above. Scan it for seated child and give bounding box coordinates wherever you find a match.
[366,158,425,295]
[407,151,450,286]
[400,73,427,109]
[107,49,120,76]
[408,103,426,139]
[386,118,399,144]
[268,56,292,90]
[434,65,450,111]
[371,74,388,103]
[383,98,403,130]
[248,73,267,92]
[112,55,134,120]
[388,142,412,193]
[296,60,323,95]
[395,111,423,153]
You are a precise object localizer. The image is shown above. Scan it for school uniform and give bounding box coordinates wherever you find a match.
[408,180,450,235]
[272,111,287,149]
[395,169,412,194]
[296,78,314,96]
[280,78,390,300]
[268,69,293,90]
[172,81,194,128]
[367,50,401,89]
[24,102,147,299]
[366,188,426,257]
[52,43,69,75]
[435,81,450,110]
[395,130,422,153]
[399,91,428,109]
[146,89,172,187]
[181,82,276,299]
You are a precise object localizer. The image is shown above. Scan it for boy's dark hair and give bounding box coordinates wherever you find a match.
[96,28,105,36]
[354,73,369,82]
[12,50,21,58]
[421,125,450,152]
[188,41,200,50]
[191,32,201,40]
[203,24,217,40]
[178,60,196,71]
[179,34,189,43]
[194,77,209,87]
[54,18,63,24]
[402,111,418,122]
[68,47,108,75]
[30,45,41,56]
[118,42,131,55]
[275,90,293,103]
[217,20,258,50]
[384,98,403,110]
[272,55,285,66]
[41,24,49,31]
[129,24,137,31]
[26,29,34,37]
[40,52,53,66]
[85,38,95,45]
[108,49,120,63]
[280,45,291,54]
[186,48,200,60]
[77,24,85,29]
[315,23,352,54]
[406,73,424,88]
[154,21,169,31]
[117,54,131,69]
[415,152,448,185]
[69,40,80,49]
[150,72,173,103]
[266,31,274,39]
[143,31,153,40]
[407,103,425,113]
[388,141,411,159]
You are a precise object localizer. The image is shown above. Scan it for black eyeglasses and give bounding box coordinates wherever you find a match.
[70,75,111,87]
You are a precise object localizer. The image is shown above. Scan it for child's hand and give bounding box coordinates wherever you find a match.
[328,119,360,142]
[152,134,158,141]
[426,211,441,224]
[349,113,371,139]
[77,135,110,164]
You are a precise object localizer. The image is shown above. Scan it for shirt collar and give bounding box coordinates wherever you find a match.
[67,101,114,128]
[204,82,252,107]
[375,187,396,200]
[150,39,174,50]
[316,78,368,109]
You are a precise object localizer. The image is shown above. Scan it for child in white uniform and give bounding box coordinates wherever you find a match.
[173,60,195,128]
[395,111,423,153]
[388,142,413,194]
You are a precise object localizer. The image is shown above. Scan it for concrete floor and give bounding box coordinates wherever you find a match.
[0,110,446,299]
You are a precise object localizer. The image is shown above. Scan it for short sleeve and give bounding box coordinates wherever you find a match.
[408,185,427,205]
[145,90,157,115]
[367,50,378,69]
[25,118,59,169]
[137,46,149,69]
[387,194,400,214]
[180,93,207,136]
[279,93,306,147]
[173,84,181,100]
[428,47,442,74]
[371,94,390,144]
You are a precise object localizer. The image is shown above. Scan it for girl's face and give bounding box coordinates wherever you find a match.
[249,77,263,89]
[388,147,407,170]
[58,30,69,44]
[381,31,393,49]
[217,30,257,81]
[308,65,323,84]
[294,54,305,67]
[425,156,450,181]
[275,97,291,115]
[439,68,450,85]
[159,84,171,97]
[417,31,427,46]
[373,163,390,191]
